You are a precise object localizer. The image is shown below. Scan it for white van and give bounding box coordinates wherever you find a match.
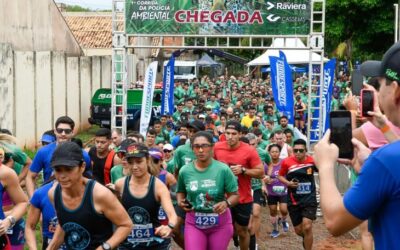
[163,60,197,81]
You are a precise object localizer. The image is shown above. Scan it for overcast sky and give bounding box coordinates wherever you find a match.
[55,0,112,10]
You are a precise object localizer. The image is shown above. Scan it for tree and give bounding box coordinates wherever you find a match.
[326,0,397,61]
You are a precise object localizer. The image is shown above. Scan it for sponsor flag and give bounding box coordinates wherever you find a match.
[269,51,294,124]
[161,56,175,115]
[140,61,158,137]
[310,58,336,140]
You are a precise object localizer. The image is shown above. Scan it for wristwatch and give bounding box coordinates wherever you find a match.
[225,199,232,207]
[102,242,111,250]
[6,216,16,228]
[241,167,247,175]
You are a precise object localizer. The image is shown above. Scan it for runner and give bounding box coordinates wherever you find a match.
[214,121,264,250]
[114,143,177,250]
[0,147,28,250]
[172,120,205,248]
[25,178,67,250]
[265,144,289,238]
[89,128,120,185]
[26,116,91,198]
[177,131,239,250]
[278,139,317,250]
[47,142,132,249]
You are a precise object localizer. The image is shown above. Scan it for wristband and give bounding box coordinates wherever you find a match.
[167,223,175,229]
[225,199,232,208]
[380,124,391,134]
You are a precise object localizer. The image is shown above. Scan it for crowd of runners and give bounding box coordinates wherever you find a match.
[0,42,399,250]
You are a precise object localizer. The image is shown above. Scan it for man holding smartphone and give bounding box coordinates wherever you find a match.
[314,41,400,249]
[278,139,317,250]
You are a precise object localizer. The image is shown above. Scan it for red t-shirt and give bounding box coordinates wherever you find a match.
[279,155,317,206]
[214,141,262,204]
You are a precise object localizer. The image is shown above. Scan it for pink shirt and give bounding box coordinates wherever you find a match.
[361,120,400,150]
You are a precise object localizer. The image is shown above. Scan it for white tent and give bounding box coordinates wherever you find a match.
[247,38,328,66]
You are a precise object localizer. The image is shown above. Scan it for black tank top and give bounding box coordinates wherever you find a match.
[88,147,107,185]
[120,175,164,249]
[54,180,113,249]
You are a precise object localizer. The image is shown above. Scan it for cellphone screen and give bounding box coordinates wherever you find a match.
[362,91,374,117]
[330,113,354,159]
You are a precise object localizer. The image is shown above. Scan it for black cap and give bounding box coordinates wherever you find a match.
[361,42,400,82]
[118,139,135,152]
[187,120,205,132]
[225,120,242,132]
[125,144,149,158]
[51,142,83,168]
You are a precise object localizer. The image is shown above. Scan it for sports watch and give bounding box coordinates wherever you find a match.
[241,167,247,175]
[102,242,111,250]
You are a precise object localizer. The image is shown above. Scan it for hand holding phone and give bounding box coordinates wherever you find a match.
[360,89,374,117]
[183,199,193,209]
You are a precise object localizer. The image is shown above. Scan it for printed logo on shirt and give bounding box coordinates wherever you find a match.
[63,222,91,249]
[49,216,59,233]
[201,179,216,188]
[189,181,198,191]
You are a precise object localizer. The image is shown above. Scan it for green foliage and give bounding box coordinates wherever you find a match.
[65,5,91,12]
[325,0,397,61]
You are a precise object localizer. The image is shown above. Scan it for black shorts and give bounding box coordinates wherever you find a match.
[174,204,186,219]
[288,205,317,227]
[231,202,253,226]
[267,195,288,205]
[253,189,266,206]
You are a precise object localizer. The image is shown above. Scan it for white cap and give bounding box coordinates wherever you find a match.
[163,144,174,151]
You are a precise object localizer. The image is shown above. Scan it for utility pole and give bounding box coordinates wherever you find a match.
[396,3,400,42]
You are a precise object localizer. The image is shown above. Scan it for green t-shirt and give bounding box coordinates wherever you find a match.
[177,160,238,213]
[174,143,196,173]
[166,159,175,174]
[111,165,124,184]
[251,178,263,191]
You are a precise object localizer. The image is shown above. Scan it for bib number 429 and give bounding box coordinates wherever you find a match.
[195,213,219,229]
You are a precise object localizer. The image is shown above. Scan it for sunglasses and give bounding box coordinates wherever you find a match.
[192,144,212,150]
[293,148,305,153]
[56,128,72,134]
[163,149,172,153]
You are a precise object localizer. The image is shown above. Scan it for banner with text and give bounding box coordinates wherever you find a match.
[126,0,310,35]
[310,58,336,141]
[269,51,294,125]
[161,56,175,115]
[140,61,158,137]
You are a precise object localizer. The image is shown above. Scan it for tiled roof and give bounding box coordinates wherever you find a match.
[64,15,112,49]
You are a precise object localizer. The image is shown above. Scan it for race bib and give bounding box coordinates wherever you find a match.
[128,224,154,243]
[296,182,312,194]
[272,186,286,194]
[195,212,219,229]
[158,207,167,220]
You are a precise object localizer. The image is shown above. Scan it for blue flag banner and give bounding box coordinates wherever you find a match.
[310,58,336,141]
[269,51,294,124]
[161,56,175,115]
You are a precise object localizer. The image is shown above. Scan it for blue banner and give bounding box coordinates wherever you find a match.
[269,51,294,124]
[161,56,175,115]
[310,58,336,141]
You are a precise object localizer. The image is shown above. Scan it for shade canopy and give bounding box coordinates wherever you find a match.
[197,54,219,66]
[247,38,328,66]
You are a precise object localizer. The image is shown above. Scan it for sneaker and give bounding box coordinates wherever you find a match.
[282,220,290,232]
[270,229,280,238]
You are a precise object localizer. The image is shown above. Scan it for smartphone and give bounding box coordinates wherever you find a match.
[330,111,354,159]
[184,199,193,209]
[351,69,364,95]
[361,89,374,117]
